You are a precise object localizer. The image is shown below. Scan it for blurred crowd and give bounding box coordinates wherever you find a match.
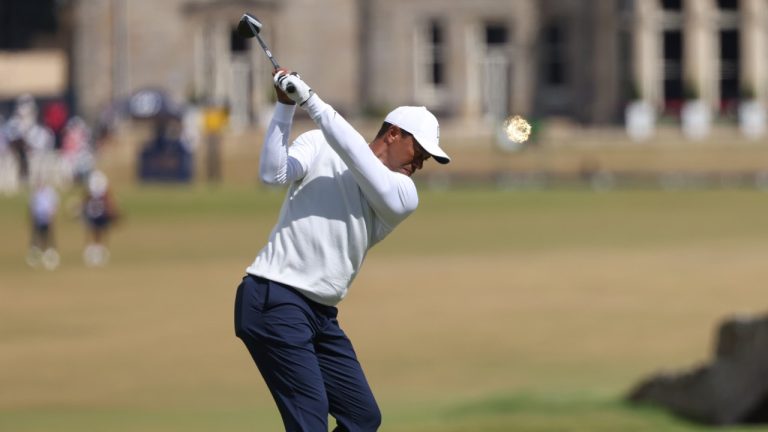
[0,94,95,194]
[1,94,118,270]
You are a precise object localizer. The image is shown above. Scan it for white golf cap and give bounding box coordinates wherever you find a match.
[385,106,450,164]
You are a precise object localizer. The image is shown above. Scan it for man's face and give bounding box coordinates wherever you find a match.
[383,126,431,177]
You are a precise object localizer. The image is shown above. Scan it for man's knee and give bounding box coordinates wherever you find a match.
[360,403,382,431]
[342,402,381,432]
[281,393,330,432]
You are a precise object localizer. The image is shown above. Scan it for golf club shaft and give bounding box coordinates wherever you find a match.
[256,36,280,69]
[245,19,296,94]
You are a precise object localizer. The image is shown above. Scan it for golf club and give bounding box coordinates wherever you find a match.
[237,13,295,94]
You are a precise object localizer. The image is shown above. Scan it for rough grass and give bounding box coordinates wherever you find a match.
[2,184,768,431]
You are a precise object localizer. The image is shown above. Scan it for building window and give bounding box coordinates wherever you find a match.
[0,0,58,50]
[720,30,740,102]
[660,0,682,11]
[231,28,248,53]
[663,30,684,105]
[660,0,684,114]
[617,0,634,13]
[485,24,508,46]
[481,23,510,120]
[617,0,635,103]
[414,19,447,105]
[618,28,634,100]
[717,0,739,10]
[718,0,740,112]
[542,22,566,86]
[428,20,446,86]
[417,19,446,88]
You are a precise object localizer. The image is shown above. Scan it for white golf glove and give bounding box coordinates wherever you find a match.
[274,71,314,106]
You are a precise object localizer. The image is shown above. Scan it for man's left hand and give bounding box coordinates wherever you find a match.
[274,71,314,106]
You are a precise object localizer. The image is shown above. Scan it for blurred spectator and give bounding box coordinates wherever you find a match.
[4,94,55,185]
[42,99,69,149]
[0,114,5,150]
[138,118,194,182]
[0,114,19,195]
[61,116,95,183]
[82,170,119,267]
[93,100,120,149]
[181,105,202,154]
[202,105,228,183]
[27,180,59,270]
[24,121,55,153]
[4,94,36,182]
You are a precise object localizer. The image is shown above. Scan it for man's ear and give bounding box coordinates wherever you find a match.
[386,125,401,143]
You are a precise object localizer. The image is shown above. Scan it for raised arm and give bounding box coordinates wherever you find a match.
[273,71,418,226]
[307,97,418,224]
[259,103,315,185]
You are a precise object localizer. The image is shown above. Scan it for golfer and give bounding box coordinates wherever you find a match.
[234,69,450,432]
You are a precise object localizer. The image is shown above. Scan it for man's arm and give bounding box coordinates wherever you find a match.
[258,102,312,185]
[307,97,418,225]
[272,72,418,226]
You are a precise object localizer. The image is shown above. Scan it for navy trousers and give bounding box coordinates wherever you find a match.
[234,275,381,432]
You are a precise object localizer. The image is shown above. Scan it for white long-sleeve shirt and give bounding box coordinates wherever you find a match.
[246,96,418,306]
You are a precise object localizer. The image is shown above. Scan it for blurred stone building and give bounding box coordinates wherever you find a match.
[63,0,768,128]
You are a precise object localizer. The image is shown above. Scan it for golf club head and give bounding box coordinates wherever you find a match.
[236,13,262,38]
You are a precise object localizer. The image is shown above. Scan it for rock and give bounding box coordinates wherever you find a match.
[627,313,768,425]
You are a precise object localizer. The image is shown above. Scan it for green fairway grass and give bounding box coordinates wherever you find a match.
[2,184,768,431]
